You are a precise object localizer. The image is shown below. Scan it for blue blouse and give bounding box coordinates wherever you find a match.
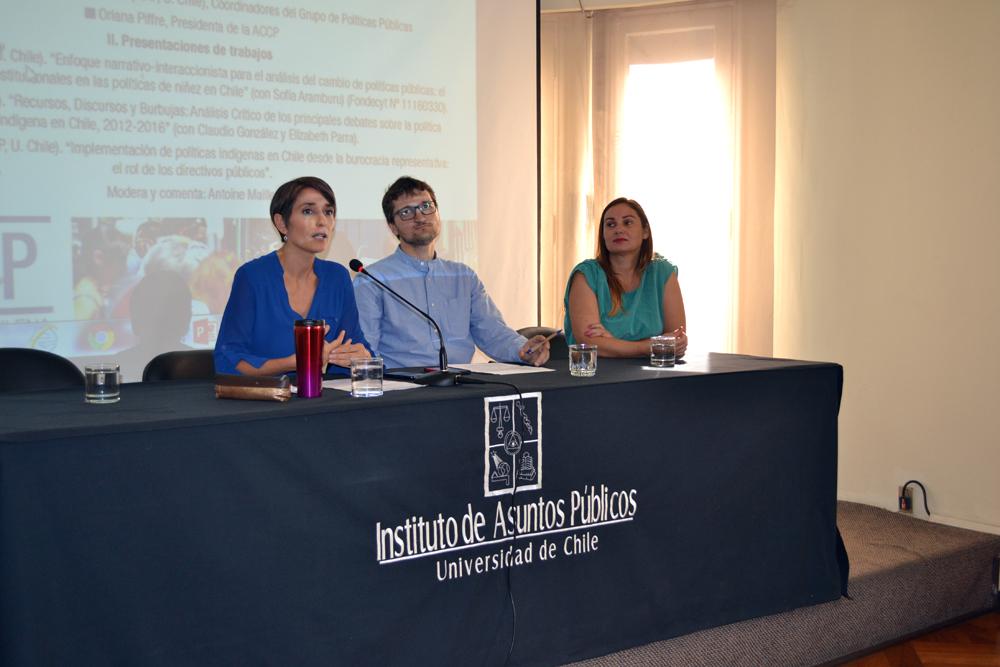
[214,252,369,375]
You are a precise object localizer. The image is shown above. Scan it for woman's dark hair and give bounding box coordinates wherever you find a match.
[381,176,437,224]
[595,197,654,316]
[269,176,337,240]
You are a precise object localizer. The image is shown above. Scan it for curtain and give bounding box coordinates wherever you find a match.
[540,12,594,331]
[540,0,775,354]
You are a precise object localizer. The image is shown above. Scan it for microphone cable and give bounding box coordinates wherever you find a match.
[456,376,524,666]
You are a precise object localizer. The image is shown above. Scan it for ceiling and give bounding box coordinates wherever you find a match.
[540,0,688,14]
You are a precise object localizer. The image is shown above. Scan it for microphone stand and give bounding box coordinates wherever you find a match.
[351,260,465,387]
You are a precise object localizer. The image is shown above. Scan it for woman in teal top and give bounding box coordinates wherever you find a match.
[564,197,687,357]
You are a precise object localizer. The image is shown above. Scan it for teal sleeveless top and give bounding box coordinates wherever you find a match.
[563,257,677,345]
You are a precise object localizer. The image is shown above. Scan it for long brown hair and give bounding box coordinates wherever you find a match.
[595,197,654,316]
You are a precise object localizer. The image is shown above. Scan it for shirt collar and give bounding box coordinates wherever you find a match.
[393,245,437,271]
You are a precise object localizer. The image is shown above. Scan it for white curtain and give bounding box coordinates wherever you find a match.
[540,12,595,331]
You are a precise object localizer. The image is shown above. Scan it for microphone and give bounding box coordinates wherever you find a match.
[350,258,464,387]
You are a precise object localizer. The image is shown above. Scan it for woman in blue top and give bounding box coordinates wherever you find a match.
[564,197,688,357]
[214,176,371,375]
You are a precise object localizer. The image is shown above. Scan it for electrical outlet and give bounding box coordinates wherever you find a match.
[898,485,913,513]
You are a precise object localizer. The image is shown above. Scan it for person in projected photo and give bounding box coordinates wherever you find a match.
[564,197,687,358]
[352,175,549,369]
[140,234,212,314]
[190,252,236,314]
[214,176,371,376]
[73,221,131,320]
[125,220,162,276]
[117,270,193,382]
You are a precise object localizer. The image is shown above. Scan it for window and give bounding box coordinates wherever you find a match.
[602,4,737,352]
[618,58,734,352]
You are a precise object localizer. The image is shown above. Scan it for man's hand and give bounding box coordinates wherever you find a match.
[518,335,551,367]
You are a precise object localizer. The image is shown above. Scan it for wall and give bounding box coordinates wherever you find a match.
[774,0,1000,532]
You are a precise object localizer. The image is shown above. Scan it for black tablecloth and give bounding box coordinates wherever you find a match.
[0,354,846,666]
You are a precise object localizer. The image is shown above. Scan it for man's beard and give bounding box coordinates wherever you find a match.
[401,228,438,246]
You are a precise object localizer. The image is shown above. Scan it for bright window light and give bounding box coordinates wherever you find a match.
[618,59,734,353]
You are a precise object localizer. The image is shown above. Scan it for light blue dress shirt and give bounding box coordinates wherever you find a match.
[352,247,526,369]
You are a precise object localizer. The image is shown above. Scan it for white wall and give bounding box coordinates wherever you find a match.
[775,0,1000,532]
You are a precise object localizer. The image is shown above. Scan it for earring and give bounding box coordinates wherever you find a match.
[282,234,288,242]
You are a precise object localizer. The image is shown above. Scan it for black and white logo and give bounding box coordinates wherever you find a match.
[483,392,542,497]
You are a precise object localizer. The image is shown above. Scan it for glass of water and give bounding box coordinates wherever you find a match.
[568,343,597,377]
[649,335,676,368]
[350,357,383,398]
[84,362,121,403]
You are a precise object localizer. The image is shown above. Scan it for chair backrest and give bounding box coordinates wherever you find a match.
[0,348,86,393]
[517,326,569,361]
[142,350,216,382]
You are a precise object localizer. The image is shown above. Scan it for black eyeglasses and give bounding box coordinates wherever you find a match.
[393,200,437,221]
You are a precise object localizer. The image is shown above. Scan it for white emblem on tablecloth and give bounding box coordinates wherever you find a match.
[484,392,541,497]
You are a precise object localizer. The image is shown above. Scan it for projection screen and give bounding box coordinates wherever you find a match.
[0,0,538,380]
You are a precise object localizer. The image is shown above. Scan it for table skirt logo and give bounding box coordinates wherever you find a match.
[484,392,541,497]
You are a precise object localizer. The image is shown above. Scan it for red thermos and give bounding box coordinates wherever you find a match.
[294,319,325,398]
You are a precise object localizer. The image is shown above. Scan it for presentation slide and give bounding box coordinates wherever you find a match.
[0,0,537,380]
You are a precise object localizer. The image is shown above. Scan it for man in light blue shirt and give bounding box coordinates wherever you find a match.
[352,176,550,369]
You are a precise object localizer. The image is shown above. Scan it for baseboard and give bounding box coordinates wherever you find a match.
[837,492,1000,536]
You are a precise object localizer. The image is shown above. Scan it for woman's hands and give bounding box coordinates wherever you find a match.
[668,325,687,358]
[584,322,611,339]
[584,322,687,358]
[323,326,371,370]
[577,321,648,357]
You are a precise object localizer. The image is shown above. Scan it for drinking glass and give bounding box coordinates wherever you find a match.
[84,362,121,403]
[351,358,384,398]
[568,344,597,377]
[649,336,676,368]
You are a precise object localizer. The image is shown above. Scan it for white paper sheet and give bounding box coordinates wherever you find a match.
[291,379,424,394]
[449,363,555,376]
[639,354,710,374]
[322,379,425,393]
